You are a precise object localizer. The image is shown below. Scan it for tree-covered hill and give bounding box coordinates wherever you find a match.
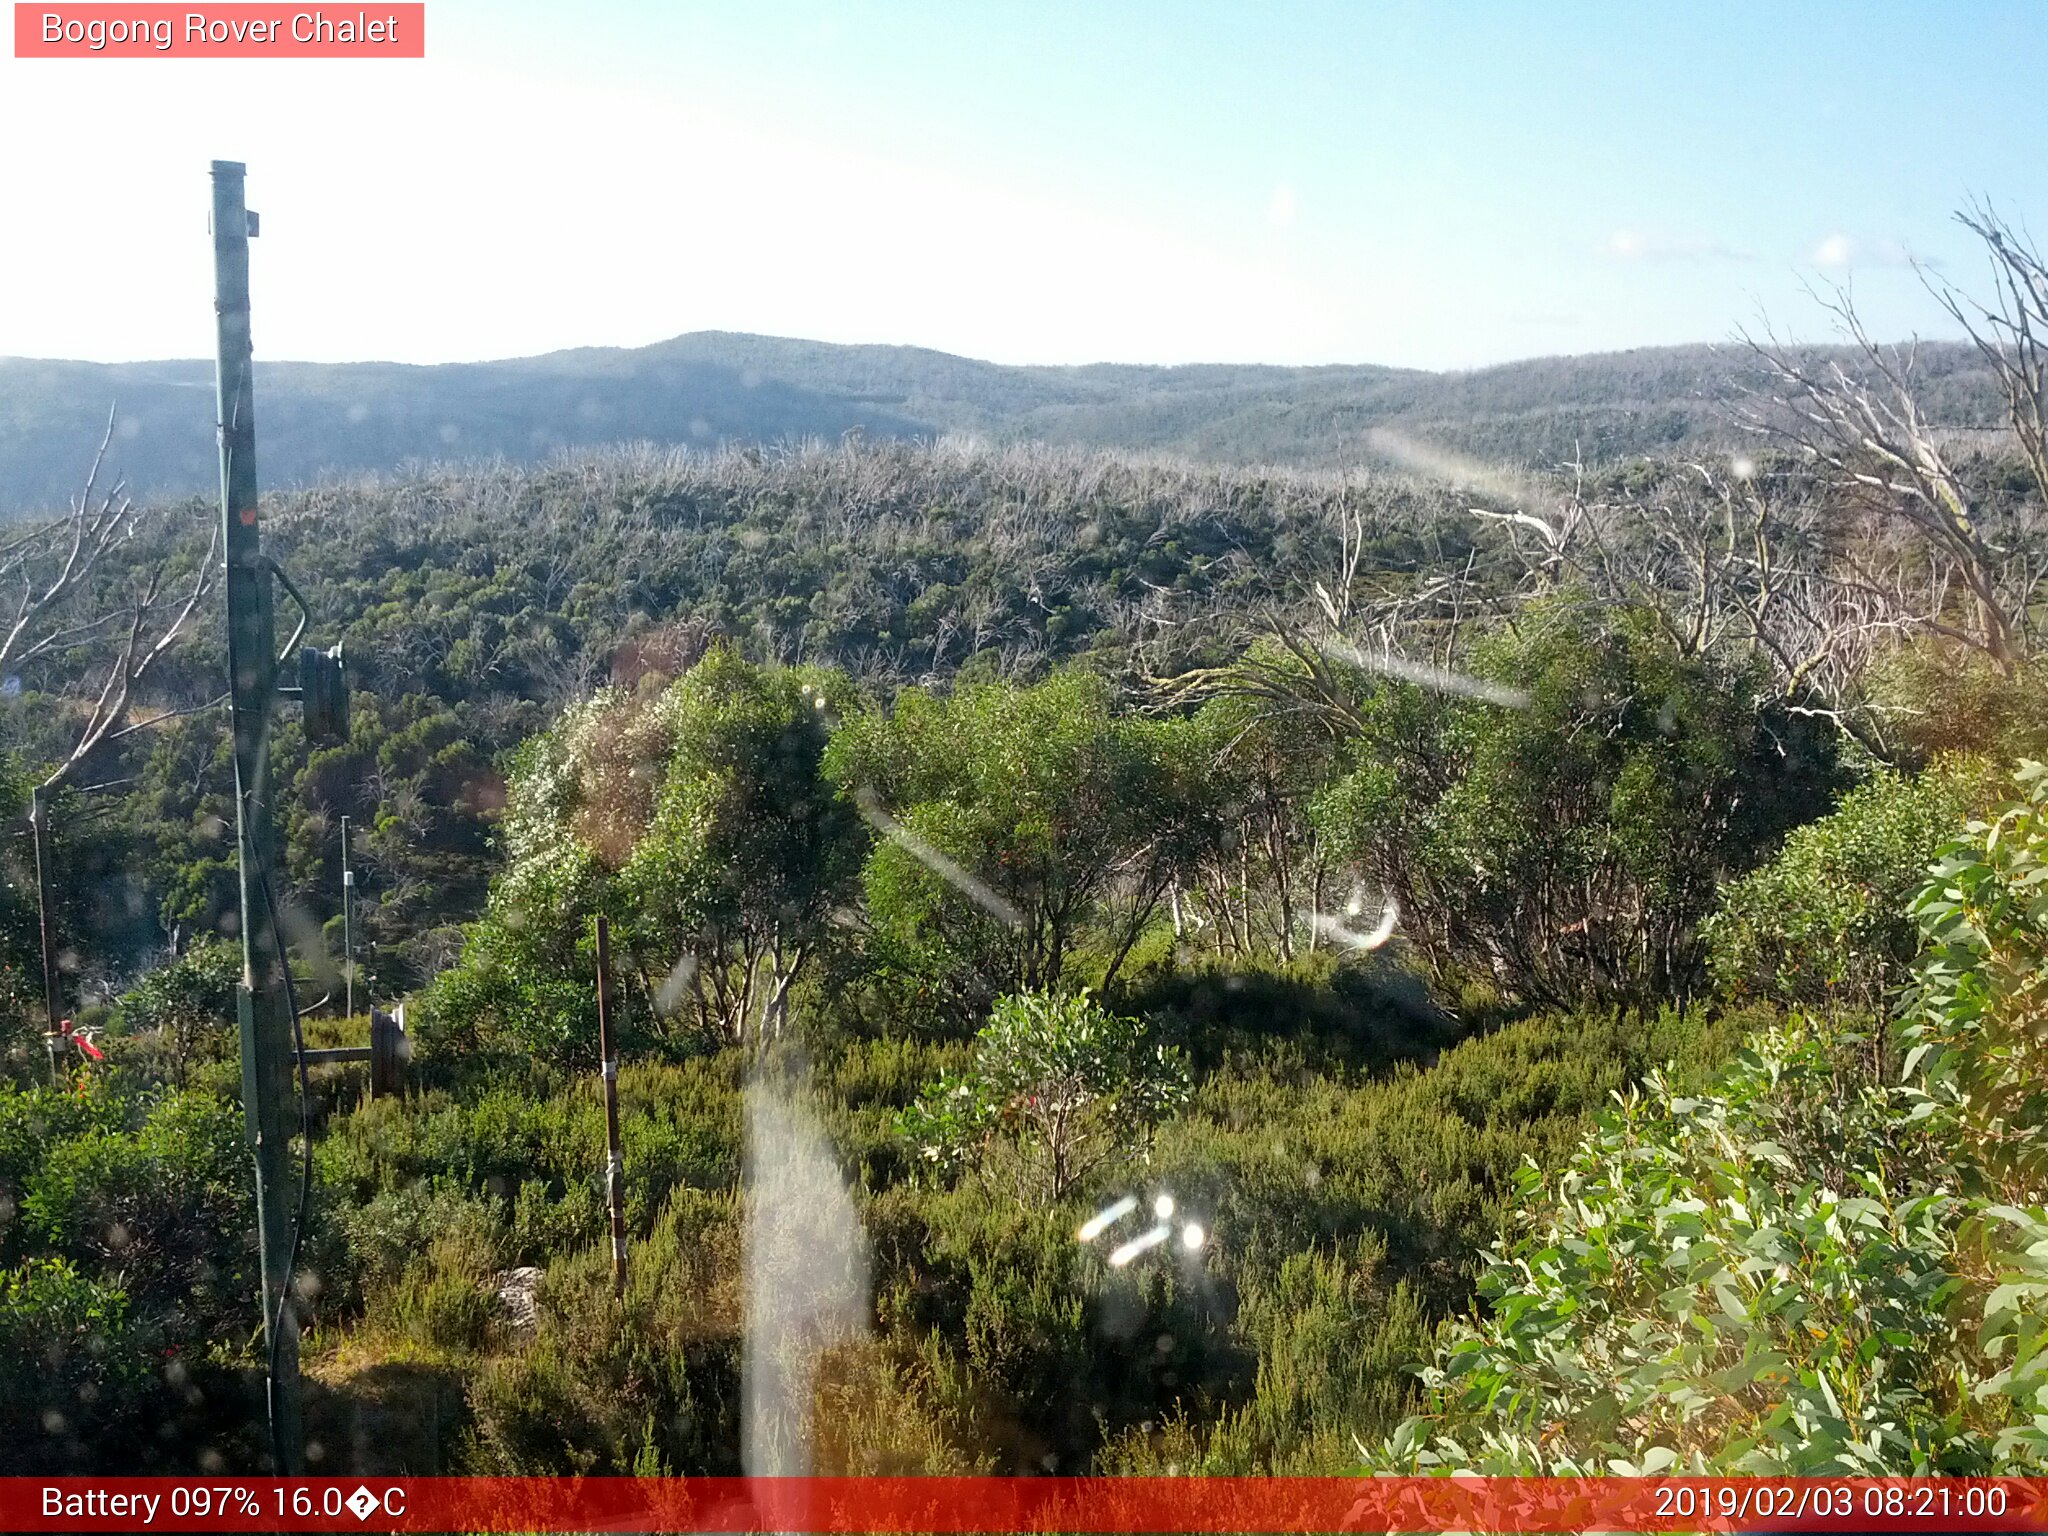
[0,330,2004,514]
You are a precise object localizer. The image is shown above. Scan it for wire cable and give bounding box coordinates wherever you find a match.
[223,333,312,1472]
[259,869,313,1475]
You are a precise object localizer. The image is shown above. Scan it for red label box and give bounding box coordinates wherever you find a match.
[14,3,424,57]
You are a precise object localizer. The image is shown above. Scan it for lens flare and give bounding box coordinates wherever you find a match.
[1076,1194,1138,1243]
[1320,637,1530,711]
[1108,1224,1172,1268]
[1311,893,1400,951]
[853,786,1023,927]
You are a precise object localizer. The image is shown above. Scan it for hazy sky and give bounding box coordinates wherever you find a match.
[4,0,2044,369]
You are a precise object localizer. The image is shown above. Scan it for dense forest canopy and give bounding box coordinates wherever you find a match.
[3,208,2048,1478]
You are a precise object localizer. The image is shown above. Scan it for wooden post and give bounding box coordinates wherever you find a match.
[594,914,628,1297]
[340,814,353,1019]
[30,786,62,1084]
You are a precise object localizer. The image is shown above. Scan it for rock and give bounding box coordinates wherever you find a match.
[493,1266,544,1330]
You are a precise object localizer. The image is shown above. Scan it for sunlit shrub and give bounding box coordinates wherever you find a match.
[1313,600,1842,1005]
[896,990,1190,1203]
[1864,641,2048,767]
[1705,757,1995,1010]
[19,1088,255,1345]
[1369,763,2048,1475]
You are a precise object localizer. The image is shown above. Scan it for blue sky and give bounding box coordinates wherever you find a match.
[3,0,2043,368]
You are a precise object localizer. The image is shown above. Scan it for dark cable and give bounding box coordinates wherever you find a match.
[224,360,312,1473]
[259,869,313,1474]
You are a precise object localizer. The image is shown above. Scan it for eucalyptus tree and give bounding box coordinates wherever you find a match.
[825,667,1219,1023]
[421,646,865,1064]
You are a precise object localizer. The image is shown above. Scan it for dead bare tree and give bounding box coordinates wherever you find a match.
[1742,270,2036,671]
[3,409,223,790]
[1937,202,2048,516]
[0,409,147,675]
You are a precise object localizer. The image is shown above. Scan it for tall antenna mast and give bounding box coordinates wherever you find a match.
[214,157,350,1475]
[212,156,301,1472]
[211,160,350,1474]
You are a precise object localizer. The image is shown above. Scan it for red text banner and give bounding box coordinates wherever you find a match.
[4,1477,2048,1533]
[14,5,424,57]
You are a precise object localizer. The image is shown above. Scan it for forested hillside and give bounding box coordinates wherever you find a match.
[0,212,2046,1479]
[0,331,2008,514]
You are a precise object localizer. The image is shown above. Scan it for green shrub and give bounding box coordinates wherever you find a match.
[0,1082,128,1246]
[112,939,241,1088]
[1370,1013,1977,1475]
[418,648,864,1067]
[825,670,1211,1021]
[896,990,1190,1203]
[0,1258,146,1470]
[1706,757,1994,1010]
[463,1185,744,1474]
[1370,763,2048,1476]
[1864,642,2048,767]
[334,1179,509,1295]
[1312,600,1842,1005]
[388,1235,502,1356]
[19,1089,256,1345]
[1903,758,2048,1197]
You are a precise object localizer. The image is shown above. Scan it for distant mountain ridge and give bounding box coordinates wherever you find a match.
[0,330,2003,514]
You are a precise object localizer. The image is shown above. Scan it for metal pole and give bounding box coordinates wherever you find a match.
[593,914,628,1298]
[340,814,352,1018]
[212,159,302,1474]
[30,787,62,1085]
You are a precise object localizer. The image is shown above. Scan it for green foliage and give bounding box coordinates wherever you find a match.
[1371,763,2048,1475]
[613,646,864,1045]
[1162,684,1345,965]
[0,1258,145,1470]
[7,435,2017,1476]
[0,1075,274,1472]
[1314,601,1842,1004]
[419,647,862,1066]
[1901,759,2048,1195]
[112,938,241,1087]
[1369,1016,1980,1474]
[18,1088,257,1345]
[279,967,1741,1476]
[827,669,1207,1022]
[385,1228,504,1356]
[1864,641,2048,768]
[1706,758,1994,1010]
[461,1186,744,1475]
[896,990,1191,1203]
[0,751,50,1056]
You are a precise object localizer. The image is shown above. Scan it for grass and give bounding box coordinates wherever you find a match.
[292,978,1761,1475]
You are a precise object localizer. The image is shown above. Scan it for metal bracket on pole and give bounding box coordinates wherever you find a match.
[299,1004,407,1097]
